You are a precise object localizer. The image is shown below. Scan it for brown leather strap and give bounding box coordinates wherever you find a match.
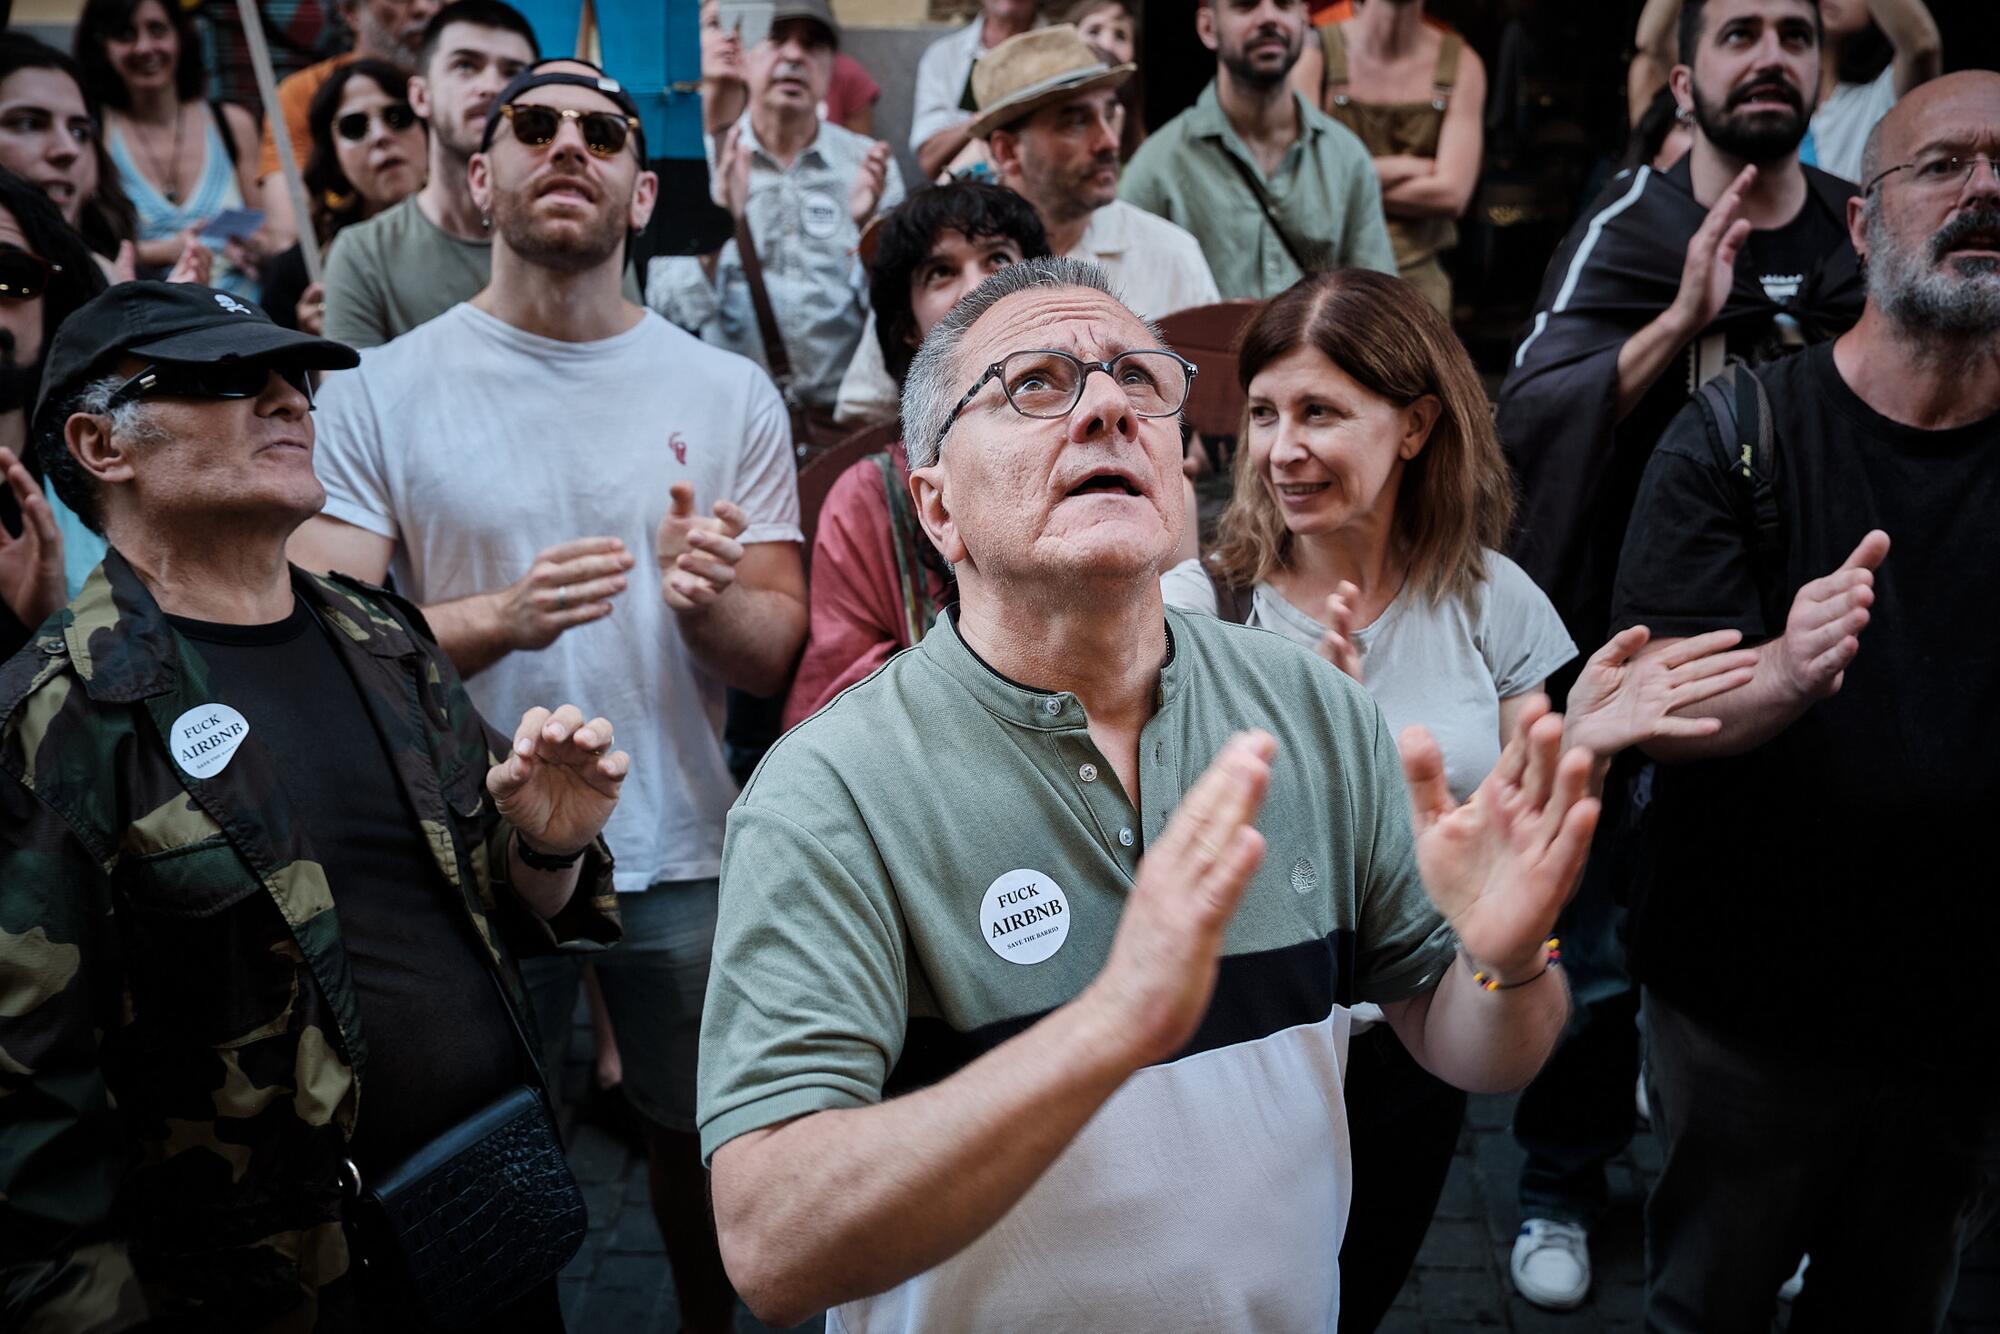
[732,214,798,404]
[1433,33,1462,98]
[1220,150,1320,275]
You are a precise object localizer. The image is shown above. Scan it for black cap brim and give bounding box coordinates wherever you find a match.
[131,321,361,371]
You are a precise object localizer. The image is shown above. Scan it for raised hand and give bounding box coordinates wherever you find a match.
[713,122,753,219]
[1316,581,1364,681]
[1563,625,1758,758]
[487,704,629,857]
[1776,530,1889,702]
[496,536,635,649]
[295,280,326,336]
[849,141,893,225]
[1085,732,1274,1066]
[657,481,750,612]
[1668,164,1755,337]
[1401,699,1600,980]
[164,230,212,286]
[0,447,66,627]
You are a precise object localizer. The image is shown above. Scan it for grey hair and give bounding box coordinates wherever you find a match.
[900,255,1164,470]
[35,372,167,536]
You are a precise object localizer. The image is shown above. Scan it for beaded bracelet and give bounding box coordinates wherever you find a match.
[1468,938,1562,992]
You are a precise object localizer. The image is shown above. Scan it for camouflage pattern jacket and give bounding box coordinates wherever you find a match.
[0,551,620,1332]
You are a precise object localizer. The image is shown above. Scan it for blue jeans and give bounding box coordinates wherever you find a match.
[521,878,719,1134]
[1514,759,1645,1227]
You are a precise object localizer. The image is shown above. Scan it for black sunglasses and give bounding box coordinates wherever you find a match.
[106,362,316,410]
[499,102,638,158]
[0,249,62,301]
[335,102,418,142]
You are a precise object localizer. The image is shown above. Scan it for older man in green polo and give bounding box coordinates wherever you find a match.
[697,256,1596,1332]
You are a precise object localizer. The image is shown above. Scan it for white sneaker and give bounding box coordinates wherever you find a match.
[1778,1253,1810,1300]
[1511,1218,1592,1310]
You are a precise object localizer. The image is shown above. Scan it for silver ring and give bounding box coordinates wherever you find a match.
[557,586,568,610]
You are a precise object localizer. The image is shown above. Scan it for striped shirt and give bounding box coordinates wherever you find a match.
[700,606,1454,1332]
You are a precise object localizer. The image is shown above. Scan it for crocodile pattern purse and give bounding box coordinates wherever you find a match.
[347,1085,586,1330]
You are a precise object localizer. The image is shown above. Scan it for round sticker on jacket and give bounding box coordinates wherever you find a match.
[169,703,250,779]
[980,868,1070,965]
[800,190,844,240]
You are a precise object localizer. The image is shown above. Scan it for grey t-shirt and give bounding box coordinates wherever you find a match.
[1162,550,1576,802]
[322,195,643,349]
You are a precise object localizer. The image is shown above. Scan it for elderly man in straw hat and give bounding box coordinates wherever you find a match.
[976,25,1220,320]
[832,26,1218,429]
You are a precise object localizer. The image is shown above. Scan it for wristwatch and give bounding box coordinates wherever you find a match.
[514,830,586,871]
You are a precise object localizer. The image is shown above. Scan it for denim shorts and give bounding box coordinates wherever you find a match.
[520,877,718,1134]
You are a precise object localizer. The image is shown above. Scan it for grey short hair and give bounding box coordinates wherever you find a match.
[35,373,166,536]
[901,255,1160,470]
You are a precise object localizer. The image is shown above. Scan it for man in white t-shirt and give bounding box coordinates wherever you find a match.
[291,59,806,1334]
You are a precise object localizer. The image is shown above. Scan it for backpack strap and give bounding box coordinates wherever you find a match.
[1206,560,1254,626]
[875,451,936,648]
[208,100,240,170]
[1432,33,1463,106]
[1693,363,1785,628]
[1320,23,1351,104]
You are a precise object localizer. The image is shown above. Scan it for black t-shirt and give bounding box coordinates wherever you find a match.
[1611,341,2000,1068]
[1744,196,1850,311]
[169,599,521,1167]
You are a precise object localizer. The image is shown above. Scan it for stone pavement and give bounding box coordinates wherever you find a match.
[553,1031,1997,1332]
[553,1058,1658,1331]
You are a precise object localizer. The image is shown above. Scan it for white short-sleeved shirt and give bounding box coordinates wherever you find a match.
[909,18,987,151]
[312,303,802,888]
[1809,65,1899,185]
[1161,550,1576,802]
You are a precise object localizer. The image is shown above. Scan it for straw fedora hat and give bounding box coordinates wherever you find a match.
[965,25,1135,140]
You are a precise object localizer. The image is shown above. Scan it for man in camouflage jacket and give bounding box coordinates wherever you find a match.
[0,283,627,1332]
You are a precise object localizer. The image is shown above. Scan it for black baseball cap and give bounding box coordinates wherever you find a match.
[34,281,359,427]
[481,59,648,156]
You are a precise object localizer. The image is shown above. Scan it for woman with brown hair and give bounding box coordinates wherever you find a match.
[1163,267,1754,1328]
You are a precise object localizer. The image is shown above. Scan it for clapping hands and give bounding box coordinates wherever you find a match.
[1400,698,1599,979]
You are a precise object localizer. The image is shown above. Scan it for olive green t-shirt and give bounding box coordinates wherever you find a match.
[322,196,644,349]
[699,607,1454,1332]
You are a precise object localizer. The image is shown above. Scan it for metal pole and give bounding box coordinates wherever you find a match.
[235,0,322,281]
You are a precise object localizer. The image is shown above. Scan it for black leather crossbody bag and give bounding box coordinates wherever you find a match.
[341,966,587,1329]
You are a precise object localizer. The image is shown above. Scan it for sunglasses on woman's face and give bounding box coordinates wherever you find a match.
[0,248,61,301]
[498,103,638,159]
[335,102,418,143]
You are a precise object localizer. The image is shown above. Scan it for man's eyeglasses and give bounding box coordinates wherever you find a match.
[0,249,61,301]
[934,348,1197,454]
[1865,153,2000,196]
[498,103,639,159]
[335,102,417,142]
[106,362,316,410]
